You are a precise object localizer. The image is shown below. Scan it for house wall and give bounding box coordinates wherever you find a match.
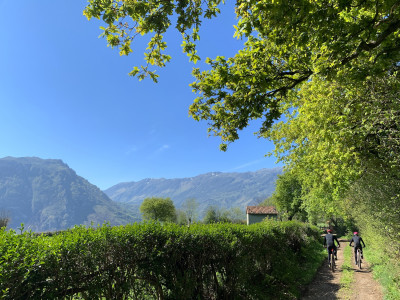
[247,214,278,225]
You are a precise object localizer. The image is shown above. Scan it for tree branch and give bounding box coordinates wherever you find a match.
[342,17,400,66]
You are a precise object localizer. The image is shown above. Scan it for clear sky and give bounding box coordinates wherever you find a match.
[0,0,281,190]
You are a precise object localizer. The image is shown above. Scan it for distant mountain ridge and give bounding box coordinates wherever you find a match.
[105,168,282,215]
[0,157,282,231]
[0,157,135,231]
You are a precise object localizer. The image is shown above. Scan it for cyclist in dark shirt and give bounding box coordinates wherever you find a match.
[323,229,340,265]
[349,232,366,264]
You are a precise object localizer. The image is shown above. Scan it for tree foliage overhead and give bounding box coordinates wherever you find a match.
[190,0,400,149]
[84,0,224,82]
[85,0,400,214]
[85,0,400,149]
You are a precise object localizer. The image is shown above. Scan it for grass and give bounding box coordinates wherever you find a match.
[338,245,354,299]
[364,247,400,300]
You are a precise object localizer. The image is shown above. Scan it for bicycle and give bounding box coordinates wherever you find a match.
[355,247,362,269]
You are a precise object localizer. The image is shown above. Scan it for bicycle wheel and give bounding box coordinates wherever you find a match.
[330,251,335,272]
[357,249,362,269]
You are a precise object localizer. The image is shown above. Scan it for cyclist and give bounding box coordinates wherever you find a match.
[323,229,340,266]
[349,232,366,264]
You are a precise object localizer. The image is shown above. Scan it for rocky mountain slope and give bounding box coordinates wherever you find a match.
[0,157,135,231]
[0,157,282,230]
[105,168,282,215]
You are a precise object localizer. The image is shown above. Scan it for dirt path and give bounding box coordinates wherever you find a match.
[301,241,344,300]
[350,257,383,300]
[301,240,383,300]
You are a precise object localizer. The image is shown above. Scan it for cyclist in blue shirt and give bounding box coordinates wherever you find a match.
[349,232,366,264]
[323,229,340,265]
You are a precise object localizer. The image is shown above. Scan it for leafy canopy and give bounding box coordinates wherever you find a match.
[266,73,400,217]
[270,172,306,221]
[84,0,400,226]
[84,0,400,149]
[84,0,224,82]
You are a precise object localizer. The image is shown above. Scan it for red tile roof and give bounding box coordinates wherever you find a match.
[246,206,278,215]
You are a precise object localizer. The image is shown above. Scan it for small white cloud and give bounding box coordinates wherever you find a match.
[227,159,265,171]
[148,144,171,158]
[125,145,139,155]
[149,128,157,136]
[155,144,170,154]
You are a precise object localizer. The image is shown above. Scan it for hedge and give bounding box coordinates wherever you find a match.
[0,220,324,299]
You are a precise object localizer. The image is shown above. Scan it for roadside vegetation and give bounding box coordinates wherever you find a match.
[364,246,400,299]
[0,220,324,299]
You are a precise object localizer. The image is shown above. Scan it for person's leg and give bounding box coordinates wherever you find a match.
[327,246,333,265]
[327,246,334,265]
[334,246,338,260]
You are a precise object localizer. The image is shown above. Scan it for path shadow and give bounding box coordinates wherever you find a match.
[301,260,342,300]
[354,269,370,274]
[351,262,371,274]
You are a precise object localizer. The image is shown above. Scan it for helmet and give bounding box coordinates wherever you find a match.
[353,232,358,235]
[327,229,332,233]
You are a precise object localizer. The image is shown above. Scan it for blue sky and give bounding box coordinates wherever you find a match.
[0,0,281,190]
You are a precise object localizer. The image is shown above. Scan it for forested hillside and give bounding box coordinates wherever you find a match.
[105,168,282,215]
[0,157,136,231]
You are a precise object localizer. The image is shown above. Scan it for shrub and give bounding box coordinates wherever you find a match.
[0,221,324,299]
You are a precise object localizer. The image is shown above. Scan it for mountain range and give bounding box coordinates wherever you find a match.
[0,157,135,231]
[0,157,281,231]
[105,168,282,216]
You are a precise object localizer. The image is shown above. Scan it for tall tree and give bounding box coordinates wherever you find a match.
[270,172,306,221]
[0,210,10,229]
[140,197,177,222]
[203,206,220,224]
[202,206,244,224]
[175,209,188,225]
[181,198,199,225]
[225,207,246,224]
[266,74,400,214]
